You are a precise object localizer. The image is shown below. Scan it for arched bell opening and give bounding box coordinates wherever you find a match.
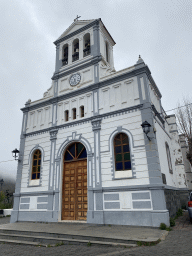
[62,44,68,66]
[72,38,79,62]
[83,33,91,57]
[62,142,87,220]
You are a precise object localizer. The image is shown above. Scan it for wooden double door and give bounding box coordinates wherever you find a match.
[62,157,87,220]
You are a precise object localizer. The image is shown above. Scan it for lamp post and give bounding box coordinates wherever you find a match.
[12,148,20,161]
[141,121,152,141]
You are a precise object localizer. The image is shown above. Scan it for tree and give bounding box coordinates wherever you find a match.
[176,99,192,165]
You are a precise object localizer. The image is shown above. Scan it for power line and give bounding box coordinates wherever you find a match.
[165,103,192,113]
[0,160,15,164]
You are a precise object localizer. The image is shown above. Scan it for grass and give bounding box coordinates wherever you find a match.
[87,241,91,246]
[55,242,64,247]
[137,239,161,246]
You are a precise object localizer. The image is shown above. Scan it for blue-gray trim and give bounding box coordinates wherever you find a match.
[132,192,150,200]
[54,80,59,97]
[104,202,120,209]
[92,23,100,57]
[104,194,119,201]
[93,89,99,115]
[55,44,62,72]
[26,145,45,187]
[21,65,150,112]
[20,198,30,204]
[37,204,48,210]
[103,211,169,227]
[10,111,27,223]
[37,196,48,203]
[133,201,151,209]
[20,204,30,210]
[52,103,57,126]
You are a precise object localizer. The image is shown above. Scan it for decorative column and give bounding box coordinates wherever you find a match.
[91,117,104,224]
[55,43,62,72]
[48,128,58,221]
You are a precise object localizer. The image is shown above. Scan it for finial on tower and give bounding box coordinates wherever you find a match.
[74,15,81,22]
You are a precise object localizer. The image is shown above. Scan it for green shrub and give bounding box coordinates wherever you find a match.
[159,223,167,230]
[170,218,175,227]
[176,208,183,217]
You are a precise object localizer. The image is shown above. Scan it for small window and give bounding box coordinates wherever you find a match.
[72,108,76,120]
[65,110,69,122]
[114,133,131,171]
[31,149,41,180]
[80,106,84,118]
[165,142,173,174]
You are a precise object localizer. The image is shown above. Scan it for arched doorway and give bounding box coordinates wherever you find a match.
[62,142,87,220]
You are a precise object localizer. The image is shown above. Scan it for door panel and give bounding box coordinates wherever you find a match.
[62,160,87,220]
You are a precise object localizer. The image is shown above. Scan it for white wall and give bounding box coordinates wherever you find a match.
[99,76,140,114]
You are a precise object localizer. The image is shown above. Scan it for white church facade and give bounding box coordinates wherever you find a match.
[11,19,188,227]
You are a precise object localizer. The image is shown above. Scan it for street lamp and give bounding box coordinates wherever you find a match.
[141,121,152,141]
[12,148,20,161]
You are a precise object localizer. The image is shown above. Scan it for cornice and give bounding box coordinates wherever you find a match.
[53,19,100,45]
[52,55,102,80]
[21,65,149,113]
[24,104,143,138]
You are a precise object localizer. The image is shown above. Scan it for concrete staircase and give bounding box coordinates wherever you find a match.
[0,228,137,247]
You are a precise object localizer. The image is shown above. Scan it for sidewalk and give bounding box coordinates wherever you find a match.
[0,218,168,244]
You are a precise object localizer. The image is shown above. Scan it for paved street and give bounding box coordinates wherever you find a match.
[0,211,191,256]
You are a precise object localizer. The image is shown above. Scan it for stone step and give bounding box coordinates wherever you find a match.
[0,229,138,245]
[0,233,137,247]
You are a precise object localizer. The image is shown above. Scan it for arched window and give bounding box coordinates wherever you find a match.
[114,133,131,171]
[165,142,173,174]
[72,39,79,62]
[64,142,87,161]
[31,149,41,179]
[83,33,90,57]
[62,44,68,66]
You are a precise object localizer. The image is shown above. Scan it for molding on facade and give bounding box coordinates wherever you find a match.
[24,104,143,138]
[20,66,149,113]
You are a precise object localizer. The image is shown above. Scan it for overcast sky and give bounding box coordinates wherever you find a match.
[0,0,192,181]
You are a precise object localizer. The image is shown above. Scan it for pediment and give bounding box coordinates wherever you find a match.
[57,20,95,41]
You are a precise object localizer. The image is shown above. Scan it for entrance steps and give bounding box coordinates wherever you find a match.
[0,229,137,247]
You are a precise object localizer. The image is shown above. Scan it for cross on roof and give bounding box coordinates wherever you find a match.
[74,15,81,22]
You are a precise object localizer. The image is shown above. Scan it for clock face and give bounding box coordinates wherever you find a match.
[69,73,81,87]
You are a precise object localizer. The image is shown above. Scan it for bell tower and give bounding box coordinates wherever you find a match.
[51,18,116,97]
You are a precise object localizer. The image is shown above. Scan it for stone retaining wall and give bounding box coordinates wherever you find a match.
[164,189,190,218]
